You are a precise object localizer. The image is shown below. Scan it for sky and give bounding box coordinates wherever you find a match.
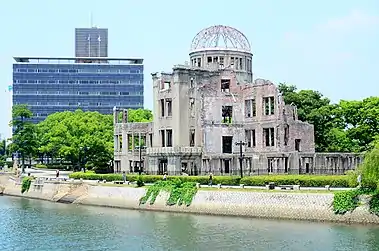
[0,0,378,139]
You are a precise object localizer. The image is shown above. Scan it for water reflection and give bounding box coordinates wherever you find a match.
[1,196,379,251]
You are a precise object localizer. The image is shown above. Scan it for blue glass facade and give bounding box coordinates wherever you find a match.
[13,61,144,123]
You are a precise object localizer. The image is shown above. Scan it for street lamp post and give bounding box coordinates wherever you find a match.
[235,141,246,178]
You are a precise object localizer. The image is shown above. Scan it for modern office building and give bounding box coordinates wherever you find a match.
[12,56,144,123]
[75,27,108,58]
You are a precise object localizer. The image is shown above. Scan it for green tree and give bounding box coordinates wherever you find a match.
[338,97,379,152]
[119,108,153,122]
[37,110,114,172]
[9,105,38,172]
[0,139,6,167]
[278,83,360,152]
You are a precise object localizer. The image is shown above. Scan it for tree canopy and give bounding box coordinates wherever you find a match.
[7,105,153,172]
[279,83,379,153]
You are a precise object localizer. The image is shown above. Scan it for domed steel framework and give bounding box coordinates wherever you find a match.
[190,25,251,52]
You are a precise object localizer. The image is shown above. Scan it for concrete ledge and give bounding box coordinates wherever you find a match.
[1,179,379,224]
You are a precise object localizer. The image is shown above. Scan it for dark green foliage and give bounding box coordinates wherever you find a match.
[333,189,361,214]
[139,180,197,207]
[369,191,379,216]
[21,177,32,194]
[136,176,144,187]
[69,172,356,188]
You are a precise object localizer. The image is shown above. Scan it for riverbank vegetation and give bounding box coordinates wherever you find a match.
[21,176,33,194]
[139,179,198,206]
[333,140,379,215]
[69,172,357,188]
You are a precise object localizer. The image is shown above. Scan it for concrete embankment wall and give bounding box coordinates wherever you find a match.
[1,176,379,224]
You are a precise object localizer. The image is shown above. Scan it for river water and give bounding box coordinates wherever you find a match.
[1,196,379,251]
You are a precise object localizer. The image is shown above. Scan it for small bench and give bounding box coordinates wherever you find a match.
[113,181,124,185]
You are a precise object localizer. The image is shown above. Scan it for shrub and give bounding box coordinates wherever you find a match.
[361,146,379,190]
[369,191,379,216]
[35,164,47,169]
[240,175,353,188]
[333,189,360,214]
[21,177,33,194]
[68,172,353,188]
[136,175,144,187]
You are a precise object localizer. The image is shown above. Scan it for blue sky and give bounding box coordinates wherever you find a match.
[0,0,378,139]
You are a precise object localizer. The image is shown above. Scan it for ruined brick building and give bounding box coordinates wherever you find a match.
[114,25,363,176]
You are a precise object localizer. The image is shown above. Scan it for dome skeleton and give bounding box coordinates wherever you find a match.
[190,25,251,52]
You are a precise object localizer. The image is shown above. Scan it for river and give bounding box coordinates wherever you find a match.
[1,196,379,251]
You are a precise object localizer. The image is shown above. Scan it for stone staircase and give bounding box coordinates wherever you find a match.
[55,184,87,204]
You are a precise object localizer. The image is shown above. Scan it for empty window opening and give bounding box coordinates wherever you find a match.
[207,57,212,63]
[189,98,195,117]
[197,58,201,67]
[119,135,123,151]
[160,99,165,117]
[295,139,301,151]
[219,57,224,68]
[127,134,133,151]
[284,125,289,146]
[190,77,194,88]
[305,163,310,173]
[222,136,233,154]
[264,128,275,147]
[284,158,289,173]
[158,159,168,175]
[181,162,188,173]
[222,106,233,123]
[129,160,133,173]
[166,98,172,116]
[230,57,235,67]
[189,129,195,147]
[166,129,173,147]
[149,133,153,147]
[224,159,230,174]
[239,58,243,70]
[245,129,256,147]
[267,158,274,173]
[244,99,256,117]
[263,96,275,115]
[213,57,218,63]
[221,79,230,92]
[160,130,165,147]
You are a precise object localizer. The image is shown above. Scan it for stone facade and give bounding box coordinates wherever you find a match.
[113,25,363,176]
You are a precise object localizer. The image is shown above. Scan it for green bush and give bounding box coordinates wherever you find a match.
[21,177,33,194]
[68,172,353,188]
[240,175,354,188]
[136,175,144,187]
[35,164,47,169]
[369,191,379,216]
[333,189,360,214]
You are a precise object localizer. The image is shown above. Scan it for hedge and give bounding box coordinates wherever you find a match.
[69,172,356,188]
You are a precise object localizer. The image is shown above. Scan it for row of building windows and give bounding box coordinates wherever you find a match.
[14,102,143,107]
[14,68,142,74]
[13,80,142,85]
[14,91,143,96]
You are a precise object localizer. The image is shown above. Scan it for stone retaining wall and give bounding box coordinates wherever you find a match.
[1,176,379,224]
